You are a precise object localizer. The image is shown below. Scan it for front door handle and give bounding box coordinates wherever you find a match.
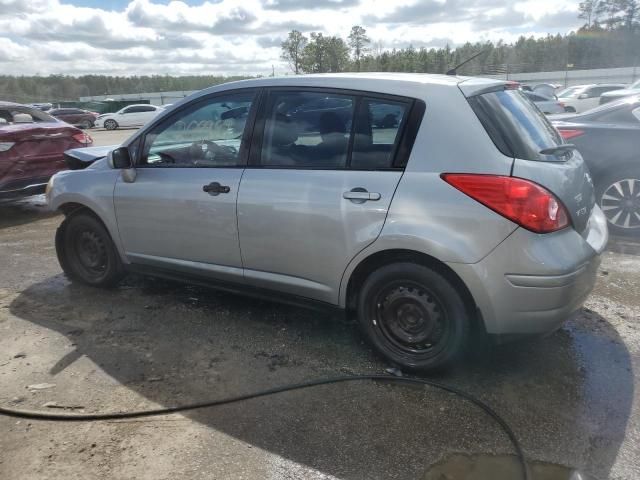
[203,182,230,196]
[343,188,381,203]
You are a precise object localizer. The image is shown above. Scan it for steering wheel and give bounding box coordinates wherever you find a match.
[190,140,237,162]
[155,151,176,164]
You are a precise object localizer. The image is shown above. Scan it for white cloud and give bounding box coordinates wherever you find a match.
[0,0,583,76]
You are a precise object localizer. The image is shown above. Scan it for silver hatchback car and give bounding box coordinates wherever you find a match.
[47,73,608,371]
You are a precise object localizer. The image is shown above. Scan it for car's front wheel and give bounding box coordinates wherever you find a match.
[56,213,125,287]
[357,262,470,372]
[597,168,640,236]
[103,119,118,130]
[79,119,93,129]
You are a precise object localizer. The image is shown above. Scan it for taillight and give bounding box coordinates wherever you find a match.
[441,174,570,233]
[72,132,93,145]
[557,129,584,140]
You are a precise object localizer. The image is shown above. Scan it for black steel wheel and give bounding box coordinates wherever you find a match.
[56,212,125,287]
[358,262,470,372]
[597,169,640,236]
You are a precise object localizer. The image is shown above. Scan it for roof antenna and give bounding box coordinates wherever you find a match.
[446,50,488,76]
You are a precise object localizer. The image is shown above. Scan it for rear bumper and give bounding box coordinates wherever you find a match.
[448,205,608,335]
[0,180,48,199]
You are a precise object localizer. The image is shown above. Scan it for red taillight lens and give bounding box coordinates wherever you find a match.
[441,174,570,233]
[557,129,584,140]
[72,132,93,145]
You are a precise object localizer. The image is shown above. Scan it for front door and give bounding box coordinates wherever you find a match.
[237,89,414,304]
[114,89,258,282]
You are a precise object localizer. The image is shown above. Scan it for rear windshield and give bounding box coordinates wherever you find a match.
[468,89,563,161]
[0,106,56,124]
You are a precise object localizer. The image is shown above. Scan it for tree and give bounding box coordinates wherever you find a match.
[579,0,600,27]
[347,25,371,71]
[325,36,351,72]
[300,32,349,73]
[280,30,308,74]
[596,0,625,29]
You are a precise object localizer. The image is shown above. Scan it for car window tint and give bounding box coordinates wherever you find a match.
[121,107,134,113]
[0,107,52,123]
[468,89,564,162]
[261,91,355,168]
[142,91,255,168]
[351,98,408,169]
[138,106,156,112]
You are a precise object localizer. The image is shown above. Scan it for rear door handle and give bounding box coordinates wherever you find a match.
[202,181,230,196]
[343,188,381,202]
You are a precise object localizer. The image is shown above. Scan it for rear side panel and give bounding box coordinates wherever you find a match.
[1,123,84,191]
[511,152,595,234]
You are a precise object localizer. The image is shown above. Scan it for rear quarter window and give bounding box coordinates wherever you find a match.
[468,89,564,161]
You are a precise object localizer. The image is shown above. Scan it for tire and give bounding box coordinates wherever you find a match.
[104,119,118,130]
[564,106,576,113]
[56,213,125,287]
[80,119,92,129]
[596,168,640,236]
[357,262,470,372]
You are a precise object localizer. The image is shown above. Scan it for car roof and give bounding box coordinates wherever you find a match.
[190,73,505,102]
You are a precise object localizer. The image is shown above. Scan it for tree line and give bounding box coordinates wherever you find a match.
[0,74,249,104]
[1,2,638,103]
[281,3,639,76]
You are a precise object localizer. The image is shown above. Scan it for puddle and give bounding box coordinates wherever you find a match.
[423,454,596,480]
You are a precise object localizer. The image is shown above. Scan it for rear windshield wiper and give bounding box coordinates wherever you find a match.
[539,144,576,155]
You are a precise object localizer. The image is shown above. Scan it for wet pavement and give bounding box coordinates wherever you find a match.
[0,196,639,480]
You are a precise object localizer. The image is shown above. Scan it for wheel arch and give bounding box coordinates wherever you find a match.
[55,199,128,263]
[343,248,483,332]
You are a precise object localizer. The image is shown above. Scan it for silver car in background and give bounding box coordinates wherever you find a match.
[46,74,608,371]
[524,91,567,114]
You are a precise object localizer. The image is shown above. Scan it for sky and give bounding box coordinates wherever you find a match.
[0,0,583,77]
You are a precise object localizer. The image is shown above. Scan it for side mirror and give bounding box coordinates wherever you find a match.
[110,147,133,169]
[578,93,589,99]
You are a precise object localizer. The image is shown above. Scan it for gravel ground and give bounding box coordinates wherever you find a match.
[0,158,639,479]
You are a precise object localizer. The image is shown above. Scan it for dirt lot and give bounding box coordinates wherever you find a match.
[0,134,639,479]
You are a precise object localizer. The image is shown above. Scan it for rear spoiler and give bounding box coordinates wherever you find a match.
[64,145,117,169]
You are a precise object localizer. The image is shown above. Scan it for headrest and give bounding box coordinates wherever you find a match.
[270,113,298,146]
[319,112,346,134]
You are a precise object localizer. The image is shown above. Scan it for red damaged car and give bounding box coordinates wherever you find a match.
[0,101,92,199]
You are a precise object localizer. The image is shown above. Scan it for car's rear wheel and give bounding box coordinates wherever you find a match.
[104,119,118,130]
[80,119,93,129]
[357,262,470,372]
[56,213,125,287]
[597,169,640,236]
[564,106,576,113]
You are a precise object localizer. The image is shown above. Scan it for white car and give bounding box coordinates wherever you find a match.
[95,104,164,130]
[557,84,626,113]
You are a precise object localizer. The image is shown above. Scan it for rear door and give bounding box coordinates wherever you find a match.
[236,89,418,304]
[468,88,595,234]
[136,105,160,126]
[117,106,139,127]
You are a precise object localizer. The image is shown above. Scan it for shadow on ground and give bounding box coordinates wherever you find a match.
[8,272,634,480]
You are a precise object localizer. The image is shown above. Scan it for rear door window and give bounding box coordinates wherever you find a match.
[351,98,409,169]
[468,89,563,161]
[260,91,355,168]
